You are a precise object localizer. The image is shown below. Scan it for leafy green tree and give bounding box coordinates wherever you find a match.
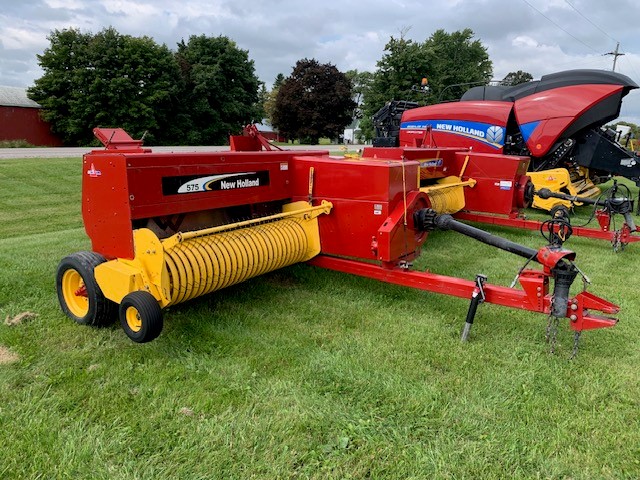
[255,82,268,122]
[360,29,492,140]
[29,28,181,145]
[359,36,432,140]
[424,29,492,102]
[501,70,533,86]
[176,35,262,145]
[273,73,285,89]
[345,69,374,117]
[272,59,355,144]
[263,74,286,125]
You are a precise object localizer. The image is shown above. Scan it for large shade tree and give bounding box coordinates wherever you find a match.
[176,35,262,145]
[360,29,493,139]
[272,59,355,144]
[29,28,180,145]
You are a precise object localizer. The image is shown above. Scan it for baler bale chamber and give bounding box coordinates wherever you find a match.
[56,127,619,351]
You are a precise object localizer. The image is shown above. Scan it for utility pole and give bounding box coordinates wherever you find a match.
[605,42,624,71]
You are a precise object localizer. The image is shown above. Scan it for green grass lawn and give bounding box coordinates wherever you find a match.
[1,157,639,479]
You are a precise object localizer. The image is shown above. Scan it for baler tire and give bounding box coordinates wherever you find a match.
[119,291,163,343]
[56,251,117,327]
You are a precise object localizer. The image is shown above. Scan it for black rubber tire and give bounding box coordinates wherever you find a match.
[119,291,163,343]
[56,251,117,327]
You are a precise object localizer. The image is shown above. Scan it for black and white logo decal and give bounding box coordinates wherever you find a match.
[162,171,270,195]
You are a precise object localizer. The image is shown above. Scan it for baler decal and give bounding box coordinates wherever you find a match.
[162,171,270,195]
[519,121,541,143]
[400,119,505,149]
[86,163,102,177]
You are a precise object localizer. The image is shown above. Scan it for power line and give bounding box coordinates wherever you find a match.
[520,0,600,54]
[549,55,610,70]
[563,0,618,44]
[619,50,640,81]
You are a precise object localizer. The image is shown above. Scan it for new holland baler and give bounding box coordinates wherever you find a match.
[56,127,618,355]
[396,69,639,184]
[370,69,640,250]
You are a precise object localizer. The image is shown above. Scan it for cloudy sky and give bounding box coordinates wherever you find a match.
[2,0,640,123]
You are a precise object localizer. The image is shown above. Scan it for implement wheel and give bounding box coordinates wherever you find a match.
[119,291,163,343]
[56,251,116,327]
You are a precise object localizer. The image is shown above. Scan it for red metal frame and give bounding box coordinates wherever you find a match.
[308,255,618,332]
[455,211,640,244]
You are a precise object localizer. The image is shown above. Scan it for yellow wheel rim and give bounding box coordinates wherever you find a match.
[125,306,142,333]
[62,269,89,318]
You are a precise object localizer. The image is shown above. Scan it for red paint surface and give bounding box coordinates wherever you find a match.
[0,106,62,146]
[399,101,512,151]
[514,84,623,156]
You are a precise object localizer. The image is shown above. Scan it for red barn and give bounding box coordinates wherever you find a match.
[0,86,62,146]
[256,120,285,142]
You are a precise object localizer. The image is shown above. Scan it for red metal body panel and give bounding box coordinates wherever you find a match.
[0,106,62,146]
[289,155,425,261]
[399,101,512,151]
[375,191,429,264]
[453,152,530,215]
[82,149,327,259]
[513,84,623,156]
[361,146,466,179]
[82,154,134,260]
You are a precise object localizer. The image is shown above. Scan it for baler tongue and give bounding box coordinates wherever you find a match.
[414,208,619,356]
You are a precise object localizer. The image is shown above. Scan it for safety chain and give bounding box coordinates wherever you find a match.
[545,315,583,358]
[545,315,561,354]
[612,230,625,253]
[571,331,582,360]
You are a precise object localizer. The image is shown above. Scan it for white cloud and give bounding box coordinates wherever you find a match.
[1,26,49,50]
[44,0,84,9]
[512,36,538,48]
[0,0,639,121]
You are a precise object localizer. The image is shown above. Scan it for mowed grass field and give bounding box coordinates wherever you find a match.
[0,156,639,479]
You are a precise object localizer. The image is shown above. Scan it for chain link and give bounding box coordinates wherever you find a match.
[612,230,622,253]
[545,316,561,354]
[570,331,582,359]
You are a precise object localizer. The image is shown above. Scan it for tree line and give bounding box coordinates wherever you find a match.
[29,27,534,146]
[29,28,263,146]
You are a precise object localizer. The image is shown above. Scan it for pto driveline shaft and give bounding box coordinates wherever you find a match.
[432,213,538,260]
